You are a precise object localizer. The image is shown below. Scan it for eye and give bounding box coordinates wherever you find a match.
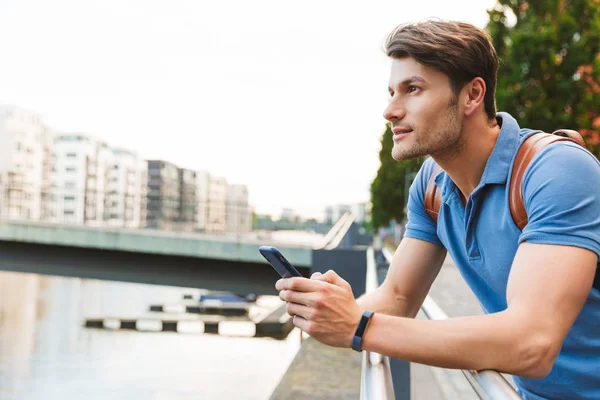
[407,85,420,93]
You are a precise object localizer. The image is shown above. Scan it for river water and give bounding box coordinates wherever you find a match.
[0,271,301,400]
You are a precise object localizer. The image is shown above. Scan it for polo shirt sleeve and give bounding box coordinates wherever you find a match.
[518,142,600,257]
[404,159,444,247]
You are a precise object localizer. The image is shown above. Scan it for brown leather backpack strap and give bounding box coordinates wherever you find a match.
[510,132,585,230]
[551,129,586,147]
[424,165,443,223]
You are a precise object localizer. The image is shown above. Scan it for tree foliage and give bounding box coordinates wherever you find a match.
[370,124,424,230]
[487,0,600,155]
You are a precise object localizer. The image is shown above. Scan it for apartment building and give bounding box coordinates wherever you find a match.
[51,134,107,225]
[0,106,46,221]
[206,175,227,233]
[227,184,251,234]
[105,148,147,228]
[178,168,197,231]
[40,127,55,221]
[195,170,210,232]
[146,160,180,230]
[0,105,255,235]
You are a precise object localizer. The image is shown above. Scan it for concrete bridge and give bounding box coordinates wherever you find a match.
[0,212,368,295]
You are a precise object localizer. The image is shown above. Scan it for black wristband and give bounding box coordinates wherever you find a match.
[351,310,375,352]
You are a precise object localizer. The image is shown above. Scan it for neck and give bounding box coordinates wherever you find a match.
[432,117,501,204]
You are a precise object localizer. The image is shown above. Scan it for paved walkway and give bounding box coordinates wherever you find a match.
[269,336,362,400]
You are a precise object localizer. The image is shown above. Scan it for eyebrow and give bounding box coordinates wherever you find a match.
[388,76,426,93]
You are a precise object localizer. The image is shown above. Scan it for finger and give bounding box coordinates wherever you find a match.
[312,271,336,284]
[276,277,325,293]
[279,290,315,306]
[292,315,311,334]
[287,302,314,320]
[322,269,349,288]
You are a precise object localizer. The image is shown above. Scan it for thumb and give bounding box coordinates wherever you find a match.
[311,270,336,284]
[320,269,349,289]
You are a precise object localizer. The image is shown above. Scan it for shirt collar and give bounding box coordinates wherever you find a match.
[480,112,521,185]
[434,111,521,190]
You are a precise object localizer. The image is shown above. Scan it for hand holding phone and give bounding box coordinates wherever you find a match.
[258,246,302,278]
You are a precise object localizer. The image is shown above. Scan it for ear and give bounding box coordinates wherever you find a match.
[462,77,486,117]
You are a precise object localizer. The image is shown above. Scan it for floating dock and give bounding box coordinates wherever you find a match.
[84,300,294,340]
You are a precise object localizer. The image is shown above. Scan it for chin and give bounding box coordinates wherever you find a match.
[392,146,423,161]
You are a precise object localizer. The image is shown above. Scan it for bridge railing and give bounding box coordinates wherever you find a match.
[363,247,522,400]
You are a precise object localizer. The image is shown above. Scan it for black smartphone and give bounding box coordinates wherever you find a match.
[258,246,302,278]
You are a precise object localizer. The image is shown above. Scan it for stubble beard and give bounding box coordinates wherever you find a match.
[391,103,463,161]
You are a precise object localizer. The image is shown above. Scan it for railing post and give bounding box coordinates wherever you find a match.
[389,358,411,400]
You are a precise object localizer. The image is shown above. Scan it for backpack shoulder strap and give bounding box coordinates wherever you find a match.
[423,128,585,229]
[424,165,443,223]
[509,129,586,230]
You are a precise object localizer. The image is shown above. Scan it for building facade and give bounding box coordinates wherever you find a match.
[40,127,55,221]
[227,184,251,234]
[178,168,197,231]
[146,160,180,230]
[51,134,104,225]
[206,175,227,233]
[0,106,45,221]
[195,170,210,232]
[105,148,147,228]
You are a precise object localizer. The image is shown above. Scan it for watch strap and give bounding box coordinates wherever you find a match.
[351,310,374,352]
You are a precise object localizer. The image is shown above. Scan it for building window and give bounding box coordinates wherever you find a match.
[65,167,76,172]
[64,210,75,216]
[66,153,77,158]
[64,196,75,201]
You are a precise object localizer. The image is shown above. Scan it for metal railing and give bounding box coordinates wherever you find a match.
[317,212,356,250]
[381,247,522,400]
[361,246,395,399]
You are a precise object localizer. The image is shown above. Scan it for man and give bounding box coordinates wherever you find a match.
[275,20,600,400]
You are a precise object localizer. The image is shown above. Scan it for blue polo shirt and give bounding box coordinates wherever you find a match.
[405,112,600,400]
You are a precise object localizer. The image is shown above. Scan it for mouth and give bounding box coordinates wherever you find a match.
[392,127,412,141]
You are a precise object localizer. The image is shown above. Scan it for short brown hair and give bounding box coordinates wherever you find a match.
[385,20,498,120]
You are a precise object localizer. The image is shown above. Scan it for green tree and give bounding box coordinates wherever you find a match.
[487,0,600,156]
[370,124,424,230]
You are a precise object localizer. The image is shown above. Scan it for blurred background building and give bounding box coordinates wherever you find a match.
[0,106,46,221]
[0,105,254,234]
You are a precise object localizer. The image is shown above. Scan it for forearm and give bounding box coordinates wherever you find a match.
[361,311,548,378]
[356,285,420,318]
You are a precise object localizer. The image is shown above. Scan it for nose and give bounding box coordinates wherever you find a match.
[383,98,405,122]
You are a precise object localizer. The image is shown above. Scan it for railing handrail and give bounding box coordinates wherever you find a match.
[316,212,355,250]
[361,246,395,400]
[315,212,348,249]
[381,247,522,400]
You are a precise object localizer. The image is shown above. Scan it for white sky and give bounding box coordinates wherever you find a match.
[0,0,497,219]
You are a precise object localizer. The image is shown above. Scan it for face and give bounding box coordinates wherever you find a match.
[383,57,464,161]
